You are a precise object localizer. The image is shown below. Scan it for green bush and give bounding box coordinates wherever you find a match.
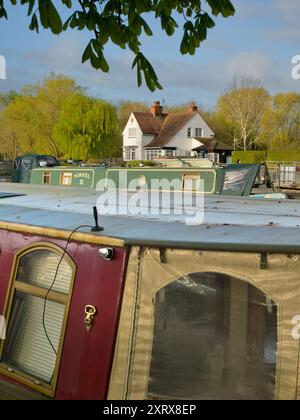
[232,150,300,164]
[232,151,267,164]
[126,160,157,167]
[267,151,300,162]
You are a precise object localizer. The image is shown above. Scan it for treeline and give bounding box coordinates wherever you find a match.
[0,74,122,161]
[1,74,300,161]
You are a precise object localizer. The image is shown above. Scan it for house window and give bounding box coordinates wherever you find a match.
[207,153,220,165]
[60,172,73,186]
[125,147,137,161]
[165,150,175,157]
[146,149,162,161]
[128,128,136,137]
[43,171,51,184]
[195,128,203,137]
[131,148,136,160]
[187,128,192,138]
[0,245,75,396]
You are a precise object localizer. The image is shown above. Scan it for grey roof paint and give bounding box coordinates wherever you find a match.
[0,182,299,253]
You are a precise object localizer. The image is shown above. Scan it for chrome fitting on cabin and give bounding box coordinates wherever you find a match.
[99,247,114,261]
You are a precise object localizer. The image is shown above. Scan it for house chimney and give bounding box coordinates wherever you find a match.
[151,101,163,117]
[188,101,198,112]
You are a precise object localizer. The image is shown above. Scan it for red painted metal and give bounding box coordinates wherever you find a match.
[0,230,128,400]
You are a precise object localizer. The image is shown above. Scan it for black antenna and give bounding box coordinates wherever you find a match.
[91,206,104,232]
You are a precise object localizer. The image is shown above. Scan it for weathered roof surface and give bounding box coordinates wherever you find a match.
[193,138,233,151]
[133,112,163,135]
[0,182,300,253]
[146,112,196,148]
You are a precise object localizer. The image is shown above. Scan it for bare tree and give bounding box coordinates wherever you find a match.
[219,76,269,151]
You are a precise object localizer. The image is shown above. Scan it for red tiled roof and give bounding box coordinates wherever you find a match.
[133,112,163,135]
[145,112,196,148]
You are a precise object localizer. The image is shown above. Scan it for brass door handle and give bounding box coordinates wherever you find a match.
[84,305,97,331]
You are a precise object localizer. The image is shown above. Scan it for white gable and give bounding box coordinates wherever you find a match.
[166,113,215,155]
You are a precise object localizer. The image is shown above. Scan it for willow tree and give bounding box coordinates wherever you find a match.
[54,94,120,160]
[0,75,84,157]
[0,0,235,91]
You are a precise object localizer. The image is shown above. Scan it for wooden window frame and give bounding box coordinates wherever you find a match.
[43,171,51,185]
[128,128,137,138]
[182,173,201,192]
[60,172,73,186]
[0,242,76,398]
[195,127,203,137]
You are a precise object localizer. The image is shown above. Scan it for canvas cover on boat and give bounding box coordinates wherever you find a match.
[218,164,261,196]
[109,247,300,400]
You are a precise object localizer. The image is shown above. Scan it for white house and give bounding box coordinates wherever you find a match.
[122,101,215,161]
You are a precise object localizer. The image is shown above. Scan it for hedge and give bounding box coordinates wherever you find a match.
[232,151,267,164]
[126,160,157,168]
[232,151,300,164]
[267,151,300,162]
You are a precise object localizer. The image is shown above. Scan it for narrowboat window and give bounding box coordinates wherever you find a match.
[182,174,201,191]
[148,273,277,400]
[43,171,51,184]
[0,246,74,393]
[16,249,72,294]
[3,292,65,383]
[61,172,73,186]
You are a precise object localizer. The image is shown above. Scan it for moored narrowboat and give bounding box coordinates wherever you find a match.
[11,154,273,197]
[0,182,299,400]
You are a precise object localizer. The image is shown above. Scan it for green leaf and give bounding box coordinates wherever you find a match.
[207,0,235,17]
[27,0,35,16]
[82,41,92,63]
[132,52,162,91]
[201,12,216,29]
[62,12,75,31]
[38,0,49,28]
[62,0,72,8]
[0,6,8,19]
[140,17,153,36]
[46,0,63,34]
[29,13,39,32]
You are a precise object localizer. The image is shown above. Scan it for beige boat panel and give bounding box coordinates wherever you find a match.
[108,248,300,400]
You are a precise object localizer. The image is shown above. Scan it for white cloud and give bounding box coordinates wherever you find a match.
[227,52,273,81]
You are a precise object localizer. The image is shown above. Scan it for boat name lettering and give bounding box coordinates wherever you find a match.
[74,173,91,180]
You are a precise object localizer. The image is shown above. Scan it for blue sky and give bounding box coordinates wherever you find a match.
[0,0,300,108]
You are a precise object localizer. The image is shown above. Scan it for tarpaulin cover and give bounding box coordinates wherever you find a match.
[109,248,300,400]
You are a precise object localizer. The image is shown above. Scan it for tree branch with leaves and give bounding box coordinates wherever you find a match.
[0,0,235,91]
